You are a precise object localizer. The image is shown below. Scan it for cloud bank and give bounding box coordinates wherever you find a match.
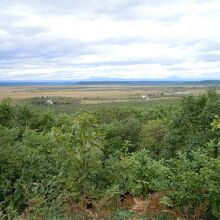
[0,0,220,80]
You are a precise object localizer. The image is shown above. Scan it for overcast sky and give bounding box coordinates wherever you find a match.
[0,0,220,81]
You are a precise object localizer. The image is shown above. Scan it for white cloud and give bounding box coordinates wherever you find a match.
[0,0,219,80]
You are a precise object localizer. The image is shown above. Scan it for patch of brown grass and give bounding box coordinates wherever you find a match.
[65,202,112,220]
[131,192,171,219]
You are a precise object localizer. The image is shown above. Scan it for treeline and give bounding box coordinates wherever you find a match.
[0,91,220,219]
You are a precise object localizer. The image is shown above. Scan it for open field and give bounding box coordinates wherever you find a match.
[0,85,219,104]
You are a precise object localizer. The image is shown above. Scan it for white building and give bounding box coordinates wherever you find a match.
[140,95,150,100]
[46,99,54,105]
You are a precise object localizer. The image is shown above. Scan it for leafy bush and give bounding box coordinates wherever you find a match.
[164,90,220,156]
[0,91,220,219]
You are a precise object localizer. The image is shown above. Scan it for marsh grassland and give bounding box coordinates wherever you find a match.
[0,85,218,104]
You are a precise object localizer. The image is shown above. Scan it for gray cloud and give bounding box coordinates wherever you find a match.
[0,0,220,80]
[197,53,220,62]
[0,0,183,21]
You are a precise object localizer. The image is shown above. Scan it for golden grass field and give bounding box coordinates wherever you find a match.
[0,85,219,104]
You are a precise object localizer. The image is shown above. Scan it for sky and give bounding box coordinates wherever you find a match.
[0,0,220,81]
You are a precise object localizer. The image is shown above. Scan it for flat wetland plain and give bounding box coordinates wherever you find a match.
[0,84,219,104]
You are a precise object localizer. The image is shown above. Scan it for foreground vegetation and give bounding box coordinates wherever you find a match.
[0,90,220,219]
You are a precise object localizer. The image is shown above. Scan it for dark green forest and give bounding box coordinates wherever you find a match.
[0,90,220,219]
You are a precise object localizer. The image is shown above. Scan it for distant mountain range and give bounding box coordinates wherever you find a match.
[77,80,220,86]
[182,80,220,86]
[0,80,220,86]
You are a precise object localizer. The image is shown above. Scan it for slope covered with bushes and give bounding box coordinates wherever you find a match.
[0,91,220,219]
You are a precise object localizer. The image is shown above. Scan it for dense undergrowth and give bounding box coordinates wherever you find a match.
[0,90,220,219]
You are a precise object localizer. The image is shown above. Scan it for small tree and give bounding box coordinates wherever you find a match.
[164,90,220,156]
[211,115,220,157]
[56,113,104,205]
[0,98,13,126]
